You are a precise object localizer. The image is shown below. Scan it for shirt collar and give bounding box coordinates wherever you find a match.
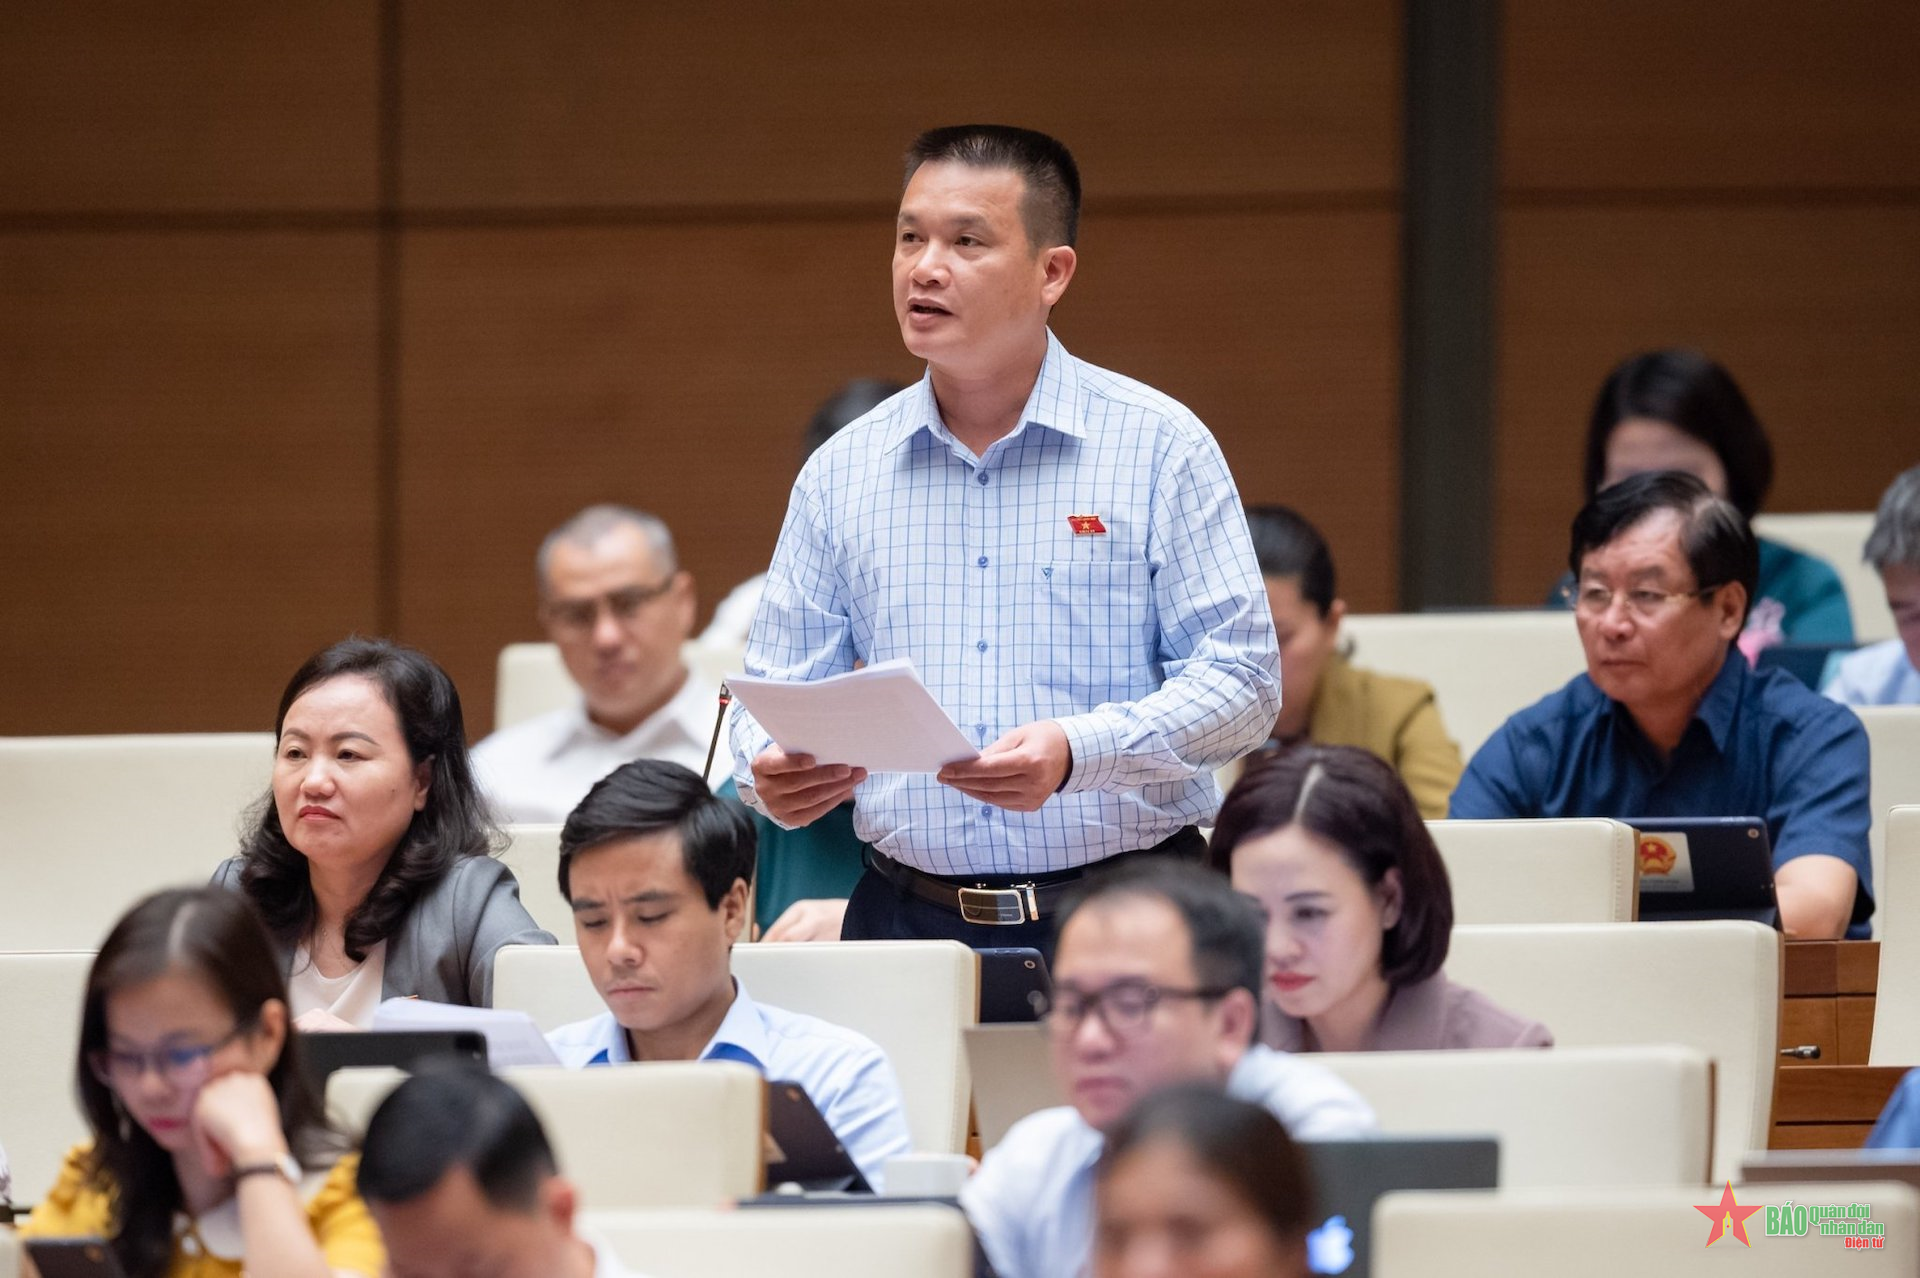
[1597,644,1747,757]
[698,978,771,1070]
[555,665,703,757]
[881,329,1086,456]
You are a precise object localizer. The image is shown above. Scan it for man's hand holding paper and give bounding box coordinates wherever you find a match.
[935,721,1071,812]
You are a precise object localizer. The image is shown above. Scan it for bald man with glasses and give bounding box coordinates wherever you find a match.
[473,505,712,823]
[1452,471,1874,939]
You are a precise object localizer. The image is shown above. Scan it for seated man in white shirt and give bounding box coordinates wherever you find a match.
[545,757,914,1188]
[474,504,716,822]
[962,861,1374,1278]
[359,1064,648,1278]
[1825,464,1920,706]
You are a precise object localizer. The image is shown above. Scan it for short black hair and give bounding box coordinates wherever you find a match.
[905,124,1081,250]
[801,379,906,463]
[1245,505,1336,616]
[1865,464,1920,572]
[1568,469,1759,628]
[1209,745,1452,989]
[557,758,755,909]
[357,1063,557,1211]
[1097,1084,1315,1244]
[1055,861,1264,1002]
[1584,349,1774,520]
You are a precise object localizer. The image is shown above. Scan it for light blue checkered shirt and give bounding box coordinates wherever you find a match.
[730,332,1279,876]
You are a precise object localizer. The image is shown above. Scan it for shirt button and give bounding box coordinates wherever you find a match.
[975,723,987,735]
[977,640,988,652]
[982,806,994,818]
[977,472,990,486]
[977,556,989,567]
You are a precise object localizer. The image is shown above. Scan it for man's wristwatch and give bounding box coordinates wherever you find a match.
[233,1152,302,1185]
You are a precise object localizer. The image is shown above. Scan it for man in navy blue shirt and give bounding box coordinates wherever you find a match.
[1451,471,1872,939]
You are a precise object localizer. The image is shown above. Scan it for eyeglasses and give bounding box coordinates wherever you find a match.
[540,578,677,634]
[1039,981,1234,1039]
[89,1020,252,1090]
[1559,580,1725,621]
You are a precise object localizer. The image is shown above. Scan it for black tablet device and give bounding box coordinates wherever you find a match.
[1631,815,1779,927]
[765,1078,871,1193]
[295,1028,488,1095]
[26,1239,131,1278]
[977,947,1051,1023]
[1303,1136,1501,1277]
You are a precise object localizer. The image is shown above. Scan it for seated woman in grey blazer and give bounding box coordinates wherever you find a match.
[214,637,553,1029]
[1208,744,1550,1053]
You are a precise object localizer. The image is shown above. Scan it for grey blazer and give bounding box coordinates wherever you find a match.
[211,853,556,1007]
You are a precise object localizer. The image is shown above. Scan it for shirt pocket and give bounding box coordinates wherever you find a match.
[1033,560,1157,703]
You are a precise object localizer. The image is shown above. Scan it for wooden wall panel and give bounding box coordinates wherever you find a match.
[1504,0,1920,193]
[399,0,1400,209]
[1493,206,1920,606]
[396,209,1399,732]
[0,233,382,733]
[0,2,381,214]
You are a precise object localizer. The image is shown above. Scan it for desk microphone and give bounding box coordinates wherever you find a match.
[702,680,732,784]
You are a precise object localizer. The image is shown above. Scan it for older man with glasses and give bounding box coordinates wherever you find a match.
[961,861,1372,1278]
[1451,470,1874,939]
[473,505,712,823]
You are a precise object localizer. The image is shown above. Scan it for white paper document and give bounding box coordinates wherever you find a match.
[728,659,981,773]
[370,997,561,1068]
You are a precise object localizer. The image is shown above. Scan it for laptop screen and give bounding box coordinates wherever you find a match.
[1302,1136,1500,1277]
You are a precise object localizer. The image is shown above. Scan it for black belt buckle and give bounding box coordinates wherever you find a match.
[958,883,1040,925]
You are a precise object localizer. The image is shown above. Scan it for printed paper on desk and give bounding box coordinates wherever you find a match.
[728,659,981,773]
[370,998,561,1067]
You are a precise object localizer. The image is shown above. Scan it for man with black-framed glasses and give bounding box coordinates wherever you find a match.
[1452,470,1874,939]
[474,504,711,822]
[961,861,1372,1278]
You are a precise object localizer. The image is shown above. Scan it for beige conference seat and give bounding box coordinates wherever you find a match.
[0,1231,16,1278]
[1315,1045,1712,1188]
[1859,707,1920,941]
[493,940,979,1154]
[1753,511,1891,643]
[585,1205,973,1278]
[327,1063,764,1209]
[1375,1181,1919,1277]
[493,640,742,740]
[1444,921,1781,1182]
[0,951,96,1208]
[0,733,272,950]
[1426,818,1639,924]
[1340,611,1587,758]
[499,823,571,939]
[1869,806,1920,1064]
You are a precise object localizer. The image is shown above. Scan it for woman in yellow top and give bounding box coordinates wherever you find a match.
[19,886,383,1278]
[1236,505,1463,819]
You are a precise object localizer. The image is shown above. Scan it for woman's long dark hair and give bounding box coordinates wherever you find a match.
[77,888,334,1278]
[237,636,500,960]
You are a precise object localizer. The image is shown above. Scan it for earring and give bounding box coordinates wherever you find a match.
[111,1093,132,1142]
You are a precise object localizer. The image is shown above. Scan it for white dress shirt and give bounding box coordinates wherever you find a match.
[545,980,914,1190]
[960,1045,1376,1278]
[288,940,387,1028]
[474,670,721,823]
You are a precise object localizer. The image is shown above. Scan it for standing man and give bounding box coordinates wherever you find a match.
[730,125,1279,949]
[475,505,713,823]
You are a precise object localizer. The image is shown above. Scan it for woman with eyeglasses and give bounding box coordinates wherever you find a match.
[213,637,553,1030]
[1093,1085,1314,1278]
[1208,745,1550,1053]
[18,887,383,1277]
[1552,349,1854,659]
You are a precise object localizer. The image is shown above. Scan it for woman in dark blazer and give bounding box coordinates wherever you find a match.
[214,637,553,1027]
[1208,744,1550,1053]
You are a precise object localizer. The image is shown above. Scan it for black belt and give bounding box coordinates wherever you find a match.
[864,827,1206,926]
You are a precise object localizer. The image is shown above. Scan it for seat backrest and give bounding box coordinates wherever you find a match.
[0,952,95,1208]
[1870,806,1920,1064]
[0,733,272,949]
[1375,1181,1919,1277]
[1340,612,1587,758]
[498,823,571,938]
[1427,819,1639,924]
[493,640,743,734]
[1315,1045,1711,1187]
[1858,707,1920,939]
[1443,921,1781,1181]
[0,1230,16,1278]
[1753,512,1891,643]
[492,941,979,1153]
[583,1205,973,1278]
[327,1063,764,1209]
